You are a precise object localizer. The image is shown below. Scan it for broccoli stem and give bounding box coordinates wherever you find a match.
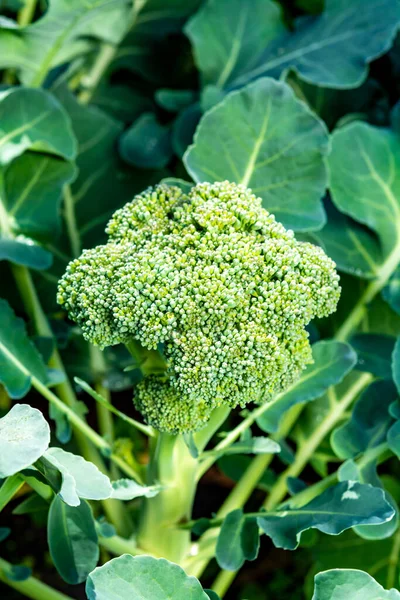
[137,407,230,563]
[137,433,197,563]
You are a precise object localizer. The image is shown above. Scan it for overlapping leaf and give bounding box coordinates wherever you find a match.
[199,0,400,90]
[328,121,400,259]
[0,88,76,165]
[185,0,285,88]
[185,78,329,231]
[42,448,112,507]
[332,381,397,459]
[0,0,131,86]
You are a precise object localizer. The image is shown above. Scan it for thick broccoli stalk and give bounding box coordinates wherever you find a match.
[58,182,340,434]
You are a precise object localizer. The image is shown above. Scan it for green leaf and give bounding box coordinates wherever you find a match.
[74,377,153,437]
[0,528,11,543]
[0,0,131,86]
[217,455,276,492]
[337,460,399,541]
[49,403,71,444]
[156,89,197,113]
[258,482,394,550]
[172,103,202,159]
[216,509,259,571]
[204,592,221,600]
[48,495,99,585]
[0,299,48,398]
[13,493,49,516]
[227,0,400,89]
[0,88,76,165]
[328,121,400,259]
[86,554,210,600]
[206,436,280,459]
[314,199,383,280]
[52,85,163,251]
[184,433,199,458]
[312,569,400,600]
[387,421,400,459]
[0,404,50,478]
[383,266,400,315]
[289,75,387,131]
[6,565,31,582]
[119,113,173,169]
[43,448,112,507]
[184,78,329,231]
[93,84,154,123]
[185,0,285,88]
[350,334,395,379]
[3,152,77,241]
[393,337,400,394]
[110,479,162,500]
[0,238,52,270]
[309,528,400,590]
[332,381,396,459]
[257,341,357,434]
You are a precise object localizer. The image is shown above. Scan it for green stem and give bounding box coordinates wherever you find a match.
[0,475,24,512]
[0,557,73,600]
[78,42,117,104]
[264,372,373,510]
[10,263,113,475]
[137,433,197,563]
[187,405,299,578]
[197,384,308,481]
[99,534,148,557]
[17,0,37,27]
[89,346,114,445]
[204,441,391,596]
[212,569,238,599]
[335,241,400,341]
[137,407,229,564]
[28,373,142,481]
[77,1,145,105]
[63,185,81,258]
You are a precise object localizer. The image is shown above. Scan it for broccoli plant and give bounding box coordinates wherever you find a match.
[58,181,340,433]
[1,1,400,600]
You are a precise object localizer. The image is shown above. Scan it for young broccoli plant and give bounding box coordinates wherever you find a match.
[58,181,340,434]
[57,180,339,561]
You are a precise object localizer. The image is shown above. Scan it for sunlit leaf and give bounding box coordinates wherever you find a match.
[0,404,50,478]
[86,554,210,600]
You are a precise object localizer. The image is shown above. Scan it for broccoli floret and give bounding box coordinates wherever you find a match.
[58,181,340,434]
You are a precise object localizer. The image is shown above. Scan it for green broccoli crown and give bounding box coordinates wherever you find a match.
[57,181,340,434]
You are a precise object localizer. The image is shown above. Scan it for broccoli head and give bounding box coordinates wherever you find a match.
[58,181,340,434]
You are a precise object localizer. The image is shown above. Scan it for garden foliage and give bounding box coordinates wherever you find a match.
[1,0,400,599]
